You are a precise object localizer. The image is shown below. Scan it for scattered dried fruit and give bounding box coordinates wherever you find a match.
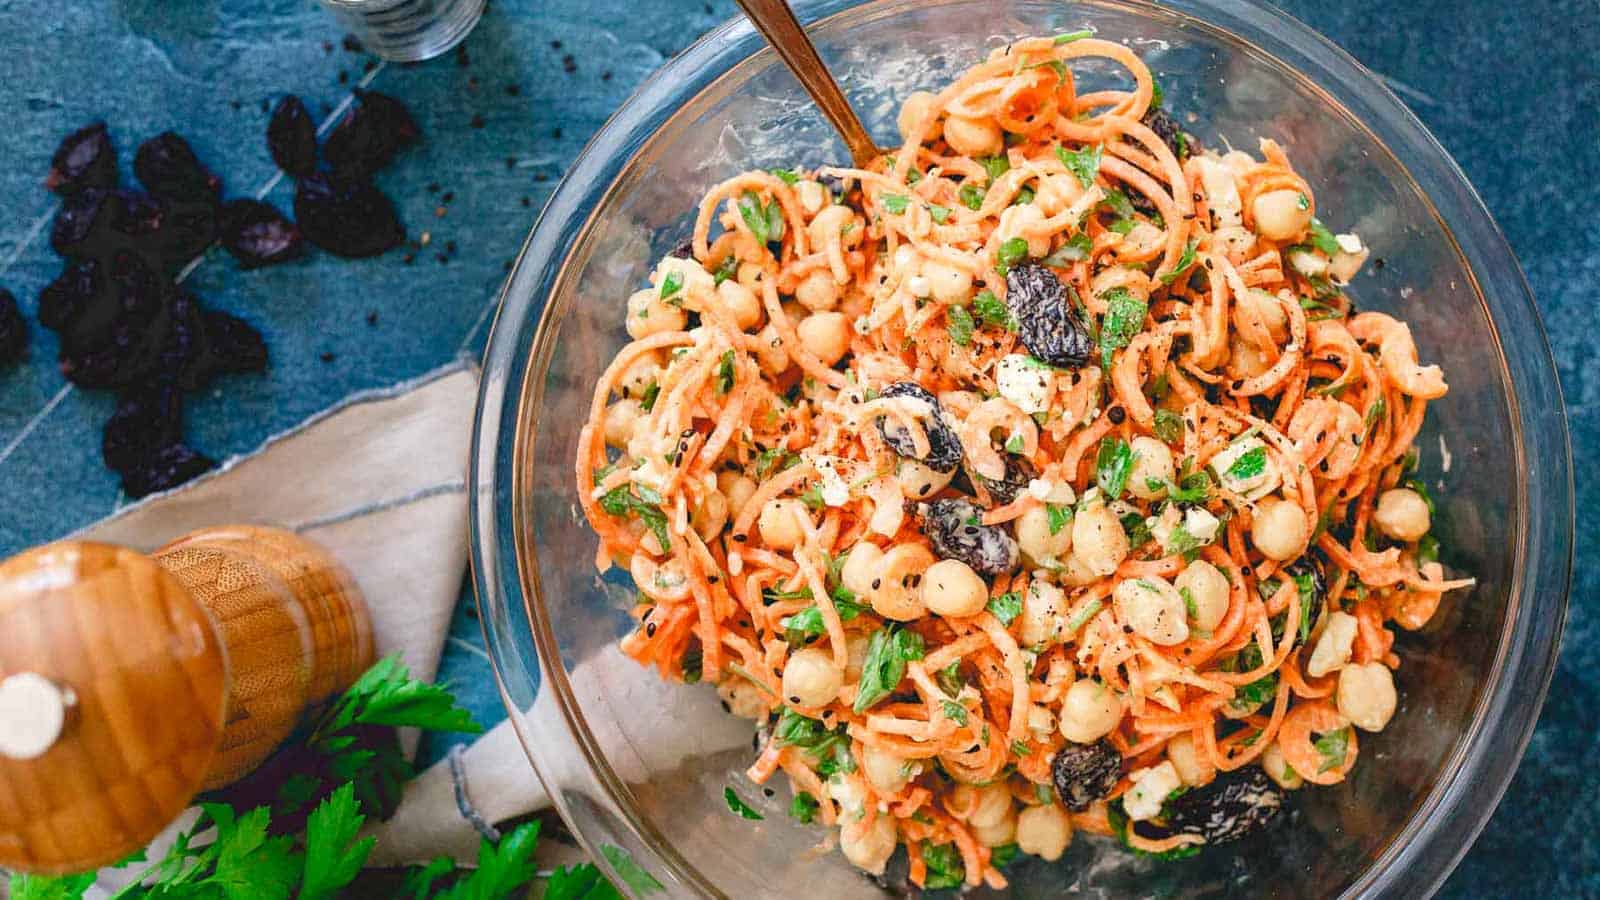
[920,497,1020,576]
[119,441,215,498]
[322,90,420,176]
[295,172,404,258]
[1166,766,1284,845]
[38,259,100,332]
[50,188,114,257]
[972,453,1037,506]
[1005,263,1093,368]
[0,289,27,366]
[101,380,184,471]
[1052,739,1123,812]
[134,132,222,203]
[875,381,963,473]
[267,95,319,176]
[219,199,303,268]
[45,122,117,195]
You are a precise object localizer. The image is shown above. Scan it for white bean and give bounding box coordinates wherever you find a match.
[1261,741,1303,790]
[870,544,934,620]
[602,399,643,448]
[897,459,955,499]
[1015,504,1072,567]
[797,312,851,366]
[625,287,688,339]
[1127,436,1176,501]
[1306,610,1358,678]
[840,813,897,875]
[862,744,915,793]
[717,471,758,519]
[1072,503,1130,577]
[1018,580,1067,648]
[840,542,885,596]
[1251,189,1313,241]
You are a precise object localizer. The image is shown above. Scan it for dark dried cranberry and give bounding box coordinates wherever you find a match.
[875,381,963,473]
[219,199,303,268]
[50,188,115,257]
[921,497,1020,576]
[0,289,27,365]
[134,132,222,203]
[266,95,318,177]
[102,380,185,471]
[1167,767,1284,845]
[322,90,421,175]
[39,259,103,332]
[46,122,117,195]
[1051,739,1123,812]
[294,172,404,258]
[118,442,215,498]
[1141,107,1199,163]
[972,454,1037,507]
[1005,263,1093,368]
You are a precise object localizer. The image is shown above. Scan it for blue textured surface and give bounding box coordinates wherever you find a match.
[0,0,1592,893]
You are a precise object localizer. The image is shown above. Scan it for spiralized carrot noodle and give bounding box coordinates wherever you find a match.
[574,32,1471,882]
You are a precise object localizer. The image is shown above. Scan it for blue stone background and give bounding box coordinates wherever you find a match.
[0,0,1591,893]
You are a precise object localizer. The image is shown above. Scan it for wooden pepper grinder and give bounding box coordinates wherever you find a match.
[0,525,373,876]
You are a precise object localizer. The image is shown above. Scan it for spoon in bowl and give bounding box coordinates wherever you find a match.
[732,0,882,166]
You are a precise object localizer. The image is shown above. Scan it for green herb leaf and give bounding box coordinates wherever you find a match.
[754,447,799,480]
[1042,232,1092,266]
[973,289,1018,331]
[769,168,800,185]
[8,873,97,900]
[986,591,1023,626]
[1047,502,1073,535]
[997,237,1030,272]
[1066,598,1103,632]
[1052,29,1094,44]
[941,700,970,725]
[789,792,819,824]
[1308,218,1339,256]
[724,787,765,820]
[937,661,964,697]
[1158,239,1199,285]
[1056,143,1103,189]
[716,349,736,395]
[713,254,740,285]
[1313,727,1351,773]
[778,598,866,644]
[1095,436,1138,500]
[1417,533,1441,565]
[1098,287,1148,369]
[882,193,910,214]
[1225,446,1267,482]
[332,654,481,734]
[1004,433,1025,454]
[299,784,375,900]
[639,380,661,412]
[947,304,975,346]
[921,842,966,890]
[959,183,986,210]
[1012,186,1036,206]
[1009,740,1032,757]
[1098,189,1136,220]
[980,155,1011,182]
[659,271,684,301]
[774,708,856,776]
[928,203,953,224]
[853,626,925,713]
[1152,408,1184,444]
[1150,75,1164,109]
[738,191,771,244]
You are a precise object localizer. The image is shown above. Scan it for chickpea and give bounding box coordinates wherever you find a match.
[922,260,973,304]
[1374,487,1431,542]
[796,180,828,216]
[1251,189,1313,242]
[1059,679,1123,743]
[943,114,1003,157]
[897,459,955,499]
[1071,502,1130,577]
[952,782,1012,828]
[1015,804,1072,861]
[840,813,897,875]
[618,354,661,400]
[1018,580,1067,648]
[1174,560,1230,632]
[714,279,763,331]
[691,489,729,541]
[1306,610,1358,678]
[807,205,860,250]
[1126,436,1176,501]
[1251,498,1308,561]
[625,287,688,339]
[797,312,851,366]
[862,744,915,793]
[1261,741,1303,790]
[1113,576,1190,646]
[717,471,758,520]
[1242,287,1288,341]
[870,544,934,620]
[1166,733,1211,787]
[1033,173,1084,218]
[717,678,770,720]
[735,260,764,289]
[1015,504,1073,567]
[922,559,988,618]
[795,268,841,312]
[602,399,643,448]
[844,631,872,682]
[782,647,844,707]
[997,203,1051,258]
[1057,551,1100,587]
[972,810,1017,848]
[897,90,943,143]
[1228,334,1270,379]
[840,542,885,596]
[754,323,790,376]
[758,498,810,550]
[1337,662,1398,732]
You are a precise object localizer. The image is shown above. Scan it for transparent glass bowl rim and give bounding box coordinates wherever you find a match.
[468,0,1575,895]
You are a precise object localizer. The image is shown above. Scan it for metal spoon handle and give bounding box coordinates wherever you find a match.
[733,0,879,167]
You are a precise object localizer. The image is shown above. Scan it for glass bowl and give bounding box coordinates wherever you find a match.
[469,0,1573,896]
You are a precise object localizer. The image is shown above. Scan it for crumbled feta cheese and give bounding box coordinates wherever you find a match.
[827,774,867,823]
[1123,761,1182,821]
[1196,157,1243,228]
[1307,611,1358,678]
[1288,248,1329,278]
[854,315,872,335]
[1335,232,1364,254]
[907,275,931,298]
[1183,506,1221,544]
[1027,478,1075,505]
[996,354,1054,414]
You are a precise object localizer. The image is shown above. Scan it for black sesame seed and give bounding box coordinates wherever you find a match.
[1107,406,1126,424]
[646,621,658,637]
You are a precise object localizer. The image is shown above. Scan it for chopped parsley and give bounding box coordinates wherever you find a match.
[986,591,1023,626]
[980,154,1011,182]
[768,167,800,185]
[724,786,764,820]
[1005,433,1025,454]
[598,483,671,552]
[1152,408,1184,443]
[1417,533,1441,565]
[1313,727,1351,773]
[778,598,866,645]
[1052,28,1094,44]
[973,289,1018,331]
[639,380,661,412]
[882,193,910,214]
[1405,478,1437,515]
[788,792,819,824]
[1180,586,1198,619]
[940,700,970,725]
[1308,217,1339,255]
[1043,232,1093,266]
[937,661,964,697]
[774,707,855,776]
[713,253,739,285]
[737,190,784,245]
[716,349,736,394]
[1095,436,1138,500]
[928,203,953,224]
[853,626,926,713]
[1047,502,1073,535]
[754,447,799,480]
[1066,598,1103,632]
[997,237,1030,272]
[1225,446,1267,481]
[921,842,966,891]
[659,270,684,302]
[959,182,986,210]
[947,304,975,346]
[1009,741,1031,757]
[1098,287,1149,369]
[1158,239,1199,285]
[1057,143,1103,188]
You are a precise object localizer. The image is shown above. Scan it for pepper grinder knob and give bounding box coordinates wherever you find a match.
[0,526,372,875]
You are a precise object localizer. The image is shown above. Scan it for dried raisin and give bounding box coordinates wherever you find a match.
[45,122,117,195]
[266,95,319,177]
